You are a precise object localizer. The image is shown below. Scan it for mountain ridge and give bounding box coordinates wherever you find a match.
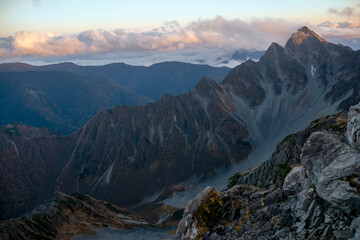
[0,62,230,134]
[0,61,231,101]
[46,26,360,209]
[0,70,151,135]
[1,27,359,220]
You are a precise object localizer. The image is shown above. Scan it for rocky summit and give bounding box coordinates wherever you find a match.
[1,27,360,221]
[176,103,360,240]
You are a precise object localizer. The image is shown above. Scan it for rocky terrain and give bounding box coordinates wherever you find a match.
[1,27,359,221]
[0,191,180,240]
[176,103,360,239]
[227,111,348,189]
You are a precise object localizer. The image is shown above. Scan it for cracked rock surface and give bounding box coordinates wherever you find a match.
[176,103,360,240]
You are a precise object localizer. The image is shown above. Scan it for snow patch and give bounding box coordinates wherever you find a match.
[156,214,172,225]
[95,160,116,187]
[117,214,148,225]
[25,89,39,99]
[175,125,189,154]
[128,148,138,163]
[8,139,19,156]
[311,65,316,78]
[131,116,135,132]
[149,125,155,144]
[104,161,115,184]
[192,92,212,129]
[110,118,116,129]
[158,125,164,146]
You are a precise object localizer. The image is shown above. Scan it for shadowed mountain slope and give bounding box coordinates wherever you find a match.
[1,27,359,220]
[0,71,151,135]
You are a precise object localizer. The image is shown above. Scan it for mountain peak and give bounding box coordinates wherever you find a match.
[287,26,328,45]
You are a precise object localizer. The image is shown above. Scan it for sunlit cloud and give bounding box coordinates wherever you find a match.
[315,20,360,39]
[0,17,300,58]
[0,16,359,61]
[318,20,360,29]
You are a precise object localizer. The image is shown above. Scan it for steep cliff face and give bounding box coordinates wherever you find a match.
[56,79,251,207]
[1,27,359,219]
[228,111,348,188]
[176,103,360,240]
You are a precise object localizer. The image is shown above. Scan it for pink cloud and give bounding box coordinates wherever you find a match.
[0,16,359,58]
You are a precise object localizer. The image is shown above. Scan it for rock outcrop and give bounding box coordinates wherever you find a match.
[0,192,179,240]
[176,103,360,239]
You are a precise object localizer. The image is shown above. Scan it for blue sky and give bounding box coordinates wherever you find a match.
[0,0,359,65]
[1,0,358,36]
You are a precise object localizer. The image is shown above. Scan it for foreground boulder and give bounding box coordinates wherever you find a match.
[176,103,360,239]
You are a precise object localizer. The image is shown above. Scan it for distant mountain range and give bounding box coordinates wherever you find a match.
[0,26,359,222]
[231,49,265,62]
[0,62,230,134]
[192,48,266,68]
[0,71,150,134]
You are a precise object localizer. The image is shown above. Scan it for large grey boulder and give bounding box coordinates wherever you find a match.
[283,166,311,196]
[301,106,360,214]
[176,186,215,240]
[349,216,360,240]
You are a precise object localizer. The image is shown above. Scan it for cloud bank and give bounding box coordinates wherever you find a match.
[0,16,359,65]
[0,17,299,58]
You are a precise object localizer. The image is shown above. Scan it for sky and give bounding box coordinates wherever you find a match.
[0,0,359,66]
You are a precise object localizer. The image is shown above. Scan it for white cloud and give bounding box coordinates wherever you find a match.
[0,16,359,63]
[0,17,300,58]
[314,21,360,39]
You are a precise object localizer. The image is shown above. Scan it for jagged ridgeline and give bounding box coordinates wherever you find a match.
[1,27,359,222]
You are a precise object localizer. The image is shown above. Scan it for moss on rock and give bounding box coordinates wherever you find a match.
[195,190,224,239]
